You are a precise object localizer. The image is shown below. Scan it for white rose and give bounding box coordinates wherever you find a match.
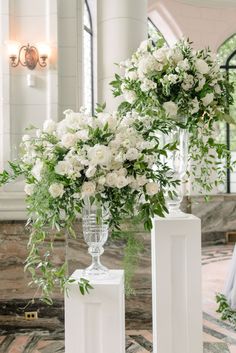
[117,168,128,176]
[106,172,117,187]
[163,101,178,117]
[167,74,178,84]
[32,159,44,181]
[24,183,34,196]
[76,129,89,141]
[81,181,96,197]
[125,70,138,81]
[195,76,206,92]
[61,133,77,149]
[136,175,147,187]
[22,134,31,142]
[195,59,209,75]
[85,166,97,178]
[202,93,214,107]
[182,74,194,91]
[123,90,137,104]
[115,175,129,189]
[177,59,190,71]
[146,182,159,196]
[214,84,222,94]
[49,183,64,198]
[126,148,139,161]
[98,176,106,185]
[153,47,169,63]
[43,119,56,134]
[55,160,71,176]
[170,48,184,64]
[191,97,200,114]
[87,144,112,166]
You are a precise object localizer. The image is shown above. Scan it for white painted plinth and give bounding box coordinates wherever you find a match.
[151,215,203,353]
[65,270,125,353]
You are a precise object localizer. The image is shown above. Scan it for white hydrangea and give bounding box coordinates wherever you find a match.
[49,183,64,198]
[126,148,140,161]
[140,78,157,92]
[182,74,194,91]
[163,101,178,117]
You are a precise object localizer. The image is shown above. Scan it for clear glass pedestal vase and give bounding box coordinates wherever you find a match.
[165,125,189,218]
[82,199,109,277]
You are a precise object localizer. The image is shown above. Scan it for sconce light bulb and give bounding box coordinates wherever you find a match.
[5,40,21,57]
[36,42,51,58]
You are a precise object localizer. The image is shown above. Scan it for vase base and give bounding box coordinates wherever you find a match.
[83,264,109,278]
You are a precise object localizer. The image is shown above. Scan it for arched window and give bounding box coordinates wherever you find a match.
[148,18,167,44]
[218,35,236,193]
[83,0,94,114]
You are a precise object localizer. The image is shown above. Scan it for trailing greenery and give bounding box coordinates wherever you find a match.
[216,293,236,328]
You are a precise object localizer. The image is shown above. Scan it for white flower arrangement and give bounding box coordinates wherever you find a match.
[0,107,179,302]
[111,38,235,194]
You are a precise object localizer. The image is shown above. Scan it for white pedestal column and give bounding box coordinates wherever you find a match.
[151,215,203,353]
[97,0,147,110]
[65,270,125,353]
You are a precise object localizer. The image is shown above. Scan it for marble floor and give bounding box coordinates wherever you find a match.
[0,244,236,353]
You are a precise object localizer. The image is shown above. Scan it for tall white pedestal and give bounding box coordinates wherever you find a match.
[151,215,203,353]
[65,270,125,353]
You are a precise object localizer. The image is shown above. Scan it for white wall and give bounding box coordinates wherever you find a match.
[0,0,84,219]
[148,0,236,51]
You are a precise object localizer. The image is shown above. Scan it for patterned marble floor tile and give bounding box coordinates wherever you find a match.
[204,342,230,353]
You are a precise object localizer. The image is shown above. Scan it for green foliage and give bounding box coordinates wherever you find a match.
[216,293,236,328]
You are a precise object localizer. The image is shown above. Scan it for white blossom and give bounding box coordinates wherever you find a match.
[81,181,96,197]
[49,183,64,198]
[43,119,56,134]
[87,144,112,166]
[195,58,209,75]
[61,133,77,149]
[24,183,34,196]
[146,182,159,196]
[123,90,137,104]
[32,159,44,181]
[202,92,214,106]
[163,101,178,117]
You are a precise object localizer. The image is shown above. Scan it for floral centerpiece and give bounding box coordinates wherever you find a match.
[0,107,179,303]
[111,38,235,192]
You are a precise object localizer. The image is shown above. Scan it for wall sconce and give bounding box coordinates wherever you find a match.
[6,41,50,70]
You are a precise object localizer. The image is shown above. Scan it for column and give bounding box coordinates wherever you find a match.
[97,0,147,111]
[65,269,125,353]
[151,215,203,353]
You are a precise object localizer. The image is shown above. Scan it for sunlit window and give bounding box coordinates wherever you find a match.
[83,0,94,114]
[148,18,167,44]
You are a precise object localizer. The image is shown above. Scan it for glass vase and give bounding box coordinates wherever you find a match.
[166,125,189,218]
[82,198,109,277]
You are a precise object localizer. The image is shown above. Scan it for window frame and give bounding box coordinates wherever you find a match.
[83,0,94,114]
[220,48,236,193]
